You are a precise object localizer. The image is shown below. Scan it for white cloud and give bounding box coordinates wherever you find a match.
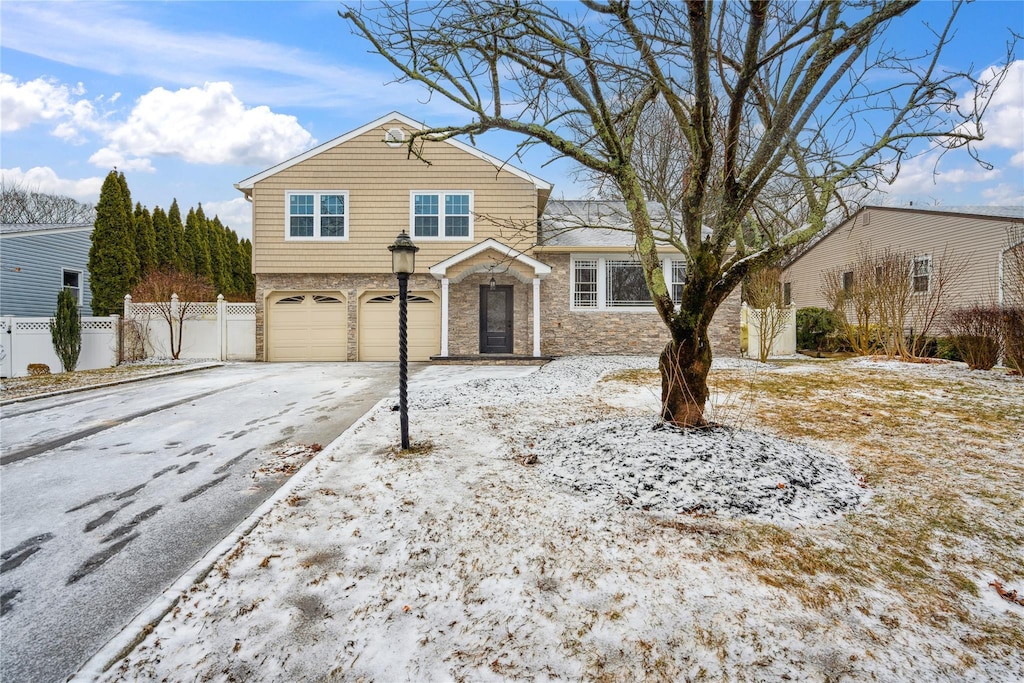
[87,148,155,173]
[1,167,104,203]
[1,73,86,132]
[970,60,1024,154]
[0,2,430,112]
[94,82,315,168]
[1,73,108,142]
[981,182,1024,205]
[202,197,252,239]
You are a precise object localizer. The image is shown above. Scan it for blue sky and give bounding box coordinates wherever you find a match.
[2,1,1022,239]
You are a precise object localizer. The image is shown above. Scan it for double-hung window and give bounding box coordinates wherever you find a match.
[410,191,472,239]
[62,269,82,306]
[285,191,348,240]
[912,255,931,293]
[571,256,687,310]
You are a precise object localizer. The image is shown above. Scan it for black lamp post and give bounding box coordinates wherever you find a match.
[389,231,419,449]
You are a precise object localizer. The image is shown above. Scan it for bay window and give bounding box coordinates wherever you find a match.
[571,255,687,310]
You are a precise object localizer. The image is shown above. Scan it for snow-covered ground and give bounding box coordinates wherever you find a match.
[93,356,1023,682]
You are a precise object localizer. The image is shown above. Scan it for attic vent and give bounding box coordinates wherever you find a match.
[385,127,406,147]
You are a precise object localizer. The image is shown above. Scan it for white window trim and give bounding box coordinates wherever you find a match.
[409,190,474,240]
[284,190,350,242]
[62,268,83,306]
[569,254,685,312]
[912,254,931,294]
[917,252,933,292]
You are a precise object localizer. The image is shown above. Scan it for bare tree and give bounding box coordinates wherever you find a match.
[131,269,215,360]
[745,266,787,363]
[343,0,1012,426]
[0,178,95,224]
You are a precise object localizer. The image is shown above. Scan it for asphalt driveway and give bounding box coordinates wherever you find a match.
[0,361,421,683]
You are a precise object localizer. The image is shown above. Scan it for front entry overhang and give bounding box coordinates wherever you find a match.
[428,239,551,357]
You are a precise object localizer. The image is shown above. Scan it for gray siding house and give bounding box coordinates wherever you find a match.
[781,206,1024,311]
[0,223,93,317]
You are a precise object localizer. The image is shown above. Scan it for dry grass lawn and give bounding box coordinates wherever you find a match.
[605,358,1024,663]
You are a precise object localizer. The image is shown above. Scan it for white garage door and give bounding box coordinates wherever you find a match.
[267,292,347,361]
[358,292,440,361]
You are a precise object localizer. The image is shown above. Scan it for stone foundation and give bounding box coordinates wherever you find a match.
[537,254,741,358]
[255,257,741,361]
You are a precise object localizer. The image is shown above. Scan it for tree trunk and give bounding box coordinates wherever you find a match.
[659,328,712,428]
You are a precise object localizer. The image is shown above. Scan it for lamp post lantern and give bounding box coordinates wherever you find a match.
[389,231,419,449]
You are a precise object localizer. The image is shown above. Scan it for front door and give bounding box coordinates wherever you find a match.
[479,285,513,354]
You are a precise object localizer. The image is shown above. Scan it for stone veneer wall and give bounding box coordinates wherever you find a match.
[255,273,439,361]
[537,253,741,357]
[445,272,534,355]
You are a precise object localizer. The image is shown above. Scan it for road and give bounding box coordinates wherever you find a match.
[0,362,419,683]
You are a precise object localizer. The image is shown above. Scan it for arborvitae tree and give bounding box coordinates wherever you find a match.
[152,206,175,269]
[194,204,214,281]
[49,288,82,372]
[88,170,137,315]
[222,226,243,295]
[183,207,199,276]
[134,203,158,277]
[207,215,232,294]
[237,238,255,298]
[168,199,186,271]
[116,172,139,282]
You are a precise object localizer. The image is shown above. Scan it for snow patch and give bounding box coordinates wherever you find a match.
[533,418,866,525]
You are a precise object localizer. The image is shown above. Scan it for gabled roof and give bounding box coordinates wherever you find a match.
[235,112,552,196]
[429,238,551,281]
[784,204,1024,268]
[0,223,93,237]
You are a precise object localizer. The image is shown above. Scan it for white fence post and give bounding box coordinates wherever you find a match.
[217,294,226,361]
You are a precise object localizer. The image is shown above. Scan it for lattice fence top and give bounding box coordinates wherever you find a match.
[130,303,167,317]
[82,319,115,331]
[189,303,218,317]
[0,320,9,333]
[129,301,222,318]
[226,303,256,316]
[14,321,50,331]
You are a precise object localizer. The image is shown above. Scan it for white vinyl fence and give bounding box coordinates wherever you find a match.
[124,294,256,361]
[1,315,120,378]
[740,303,797,359]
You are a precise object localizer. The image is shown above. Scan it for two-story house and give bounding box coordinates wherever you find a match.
[235,112,739,362]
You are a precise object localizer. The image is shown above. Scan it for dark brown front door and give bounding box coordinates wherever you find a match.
[480,285,513,353]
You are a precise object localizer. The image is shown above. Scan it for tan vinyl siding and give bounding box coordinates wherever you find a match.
[251,121,539,274]
[782,208,1018,310]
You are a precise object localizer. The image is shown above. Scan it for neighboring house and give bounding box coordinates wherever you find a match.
[0,223,93,317]
[235,112,739,362]
[781,205,1024,311]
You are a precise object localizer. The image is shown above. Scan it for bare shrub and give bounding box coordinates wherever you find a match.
[822,246,877,355]
[946,305,1003,371]
[1002,308,1024,375]
[120,318,150,362]
[824,245,968,359]
[745,266,787,363]
[131,269,215,360]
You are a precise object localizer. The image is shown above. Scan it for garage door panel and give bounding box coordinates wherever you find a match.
[359,293,439,361]
[267,292,347,361]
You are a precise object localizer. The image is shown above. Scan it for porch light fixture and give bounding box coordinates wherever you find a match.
[388,232,419,449]
[489,275,497,290]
